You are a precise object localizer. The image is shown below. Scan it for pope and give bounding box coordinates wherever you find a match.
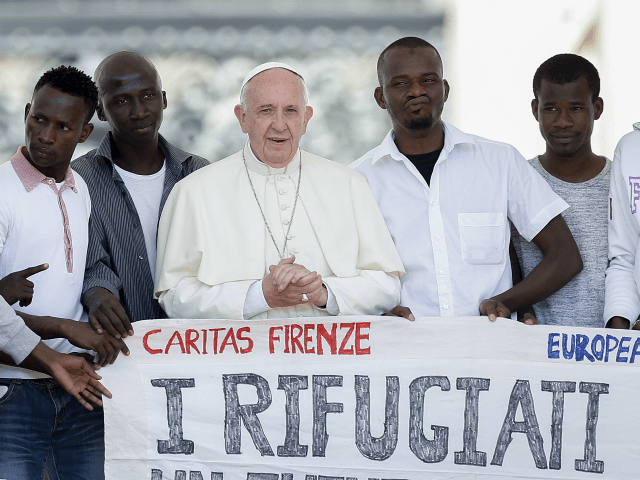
[154,63,405,319]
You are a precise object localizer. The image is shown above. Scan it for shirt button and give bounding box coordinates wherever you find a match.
[281,205,288,210]
[435,235,441,241]
[286,234,292,240]
[138,255,144,260]
[439,269,445,274]
[278,175,285,181]
[133,223,139,228]
[283,219,290,225]
[430,201,435,206]
[279,189,285,195]
[443,305,449,310]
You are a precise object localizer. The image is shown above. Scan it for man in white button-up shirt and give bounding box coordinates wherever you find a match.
[351,37,582,320]
[155,63,404,319]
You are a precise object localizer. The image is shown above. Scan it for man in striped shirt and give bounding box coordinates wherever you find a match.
[72,51,208,337]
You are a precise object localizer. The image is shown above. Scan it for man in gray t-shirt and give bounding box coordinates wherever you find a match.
[511,53,608,327]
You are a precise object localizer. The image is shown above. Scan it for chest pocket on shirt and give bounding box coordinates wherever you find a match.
[458,212,506,265]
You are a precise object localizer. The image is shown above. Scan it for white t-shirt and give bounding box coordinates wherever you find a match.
[351,122,568,318]
[113,162,166,281]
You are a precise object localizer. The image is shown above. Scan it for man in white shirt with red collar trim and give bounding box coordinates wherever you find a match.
[0,66,124,480]
[351,37,582,320]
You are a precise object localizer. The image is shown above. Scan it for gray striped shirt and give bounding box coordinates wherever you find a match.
[71,133,209,322]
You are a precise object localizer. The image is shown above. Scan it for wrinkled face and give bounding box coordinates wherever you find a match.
[234,68,313,168]
[97,61,167,147]
[375,46,449,132]
[533,77,603,158]
[24,85,93,181]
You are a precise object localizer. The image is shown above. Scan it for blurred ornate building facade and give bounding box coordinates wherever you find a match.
[0,0,444,164]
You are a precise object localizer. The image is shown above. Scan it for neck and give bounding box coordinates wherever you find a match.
[392,120,445,156]
[110,133,164,175]
[21,146,68,183]
[538,144,604,183]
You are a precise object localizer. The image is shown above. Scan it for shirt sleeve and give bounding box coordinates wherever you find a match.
[81,211,123,300]
[507,148,569,242]
[158,277,256,319]
[323,270,401,316]
[0,297,40,365]
[243,280,271,319]
[316,283,340,316]
[605,137,640,326]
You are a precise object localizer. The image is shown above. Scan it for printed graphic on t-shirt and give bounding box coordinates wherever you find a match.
[629,176,640,214]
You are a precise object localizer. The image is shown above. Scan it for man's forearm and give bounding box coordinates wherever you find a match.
[497,215,582,313]
[0,349,47,374]
[15,311,70,341]
[493,248,582,313]
[606,316,631,329]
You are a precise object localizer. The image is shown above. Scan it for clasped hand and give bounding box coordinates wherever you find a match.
[263,256,327,308]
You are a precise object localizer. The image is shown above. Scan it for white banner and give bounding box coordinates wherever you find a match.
[102,316,640,479]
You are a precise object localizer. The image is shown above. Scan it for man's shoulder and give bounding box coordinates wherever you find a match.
[184,153,209,171]
[72,168,90,193]
[70,148,104,180]
[0,159,16,179]
[616,127,640,157]
[460,131,518,156]
[0,161,20,195]
[175,150,242,188]
[350,144,381,172]
[303,151,367,183]
[161,138,209,173]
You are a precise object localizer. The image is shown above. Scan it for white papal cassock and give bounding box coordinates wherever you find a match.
[154,143,405,319]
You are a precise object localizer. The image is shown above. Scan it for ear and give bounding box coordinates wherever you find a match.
[234,104,248,134]
[531,99,539,122]
[301,106,313,135]
[374,87,386,110]
[593,97,603,120]
[162,91,168,110]
[24,103,31,122]
[78,123,94,144]
[443,79,450,103]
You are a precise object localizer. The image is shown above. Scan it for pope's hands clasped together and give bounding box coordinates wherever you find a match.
[262,256,328,308]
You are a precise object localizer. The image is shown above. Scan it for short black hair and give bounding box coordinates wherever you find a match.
[34,65,98,124]
[377,37,441,85]
[533,54,600,102]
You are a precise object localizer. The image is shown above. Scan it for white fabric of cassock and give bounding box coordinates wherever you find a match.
[155,143,405,320]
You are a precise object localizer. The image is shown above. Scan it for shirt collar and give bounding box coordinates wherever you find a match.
[243,141,301,176]
[370,121,476,165]
[95,131,190,177]
[11,147,77,193]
